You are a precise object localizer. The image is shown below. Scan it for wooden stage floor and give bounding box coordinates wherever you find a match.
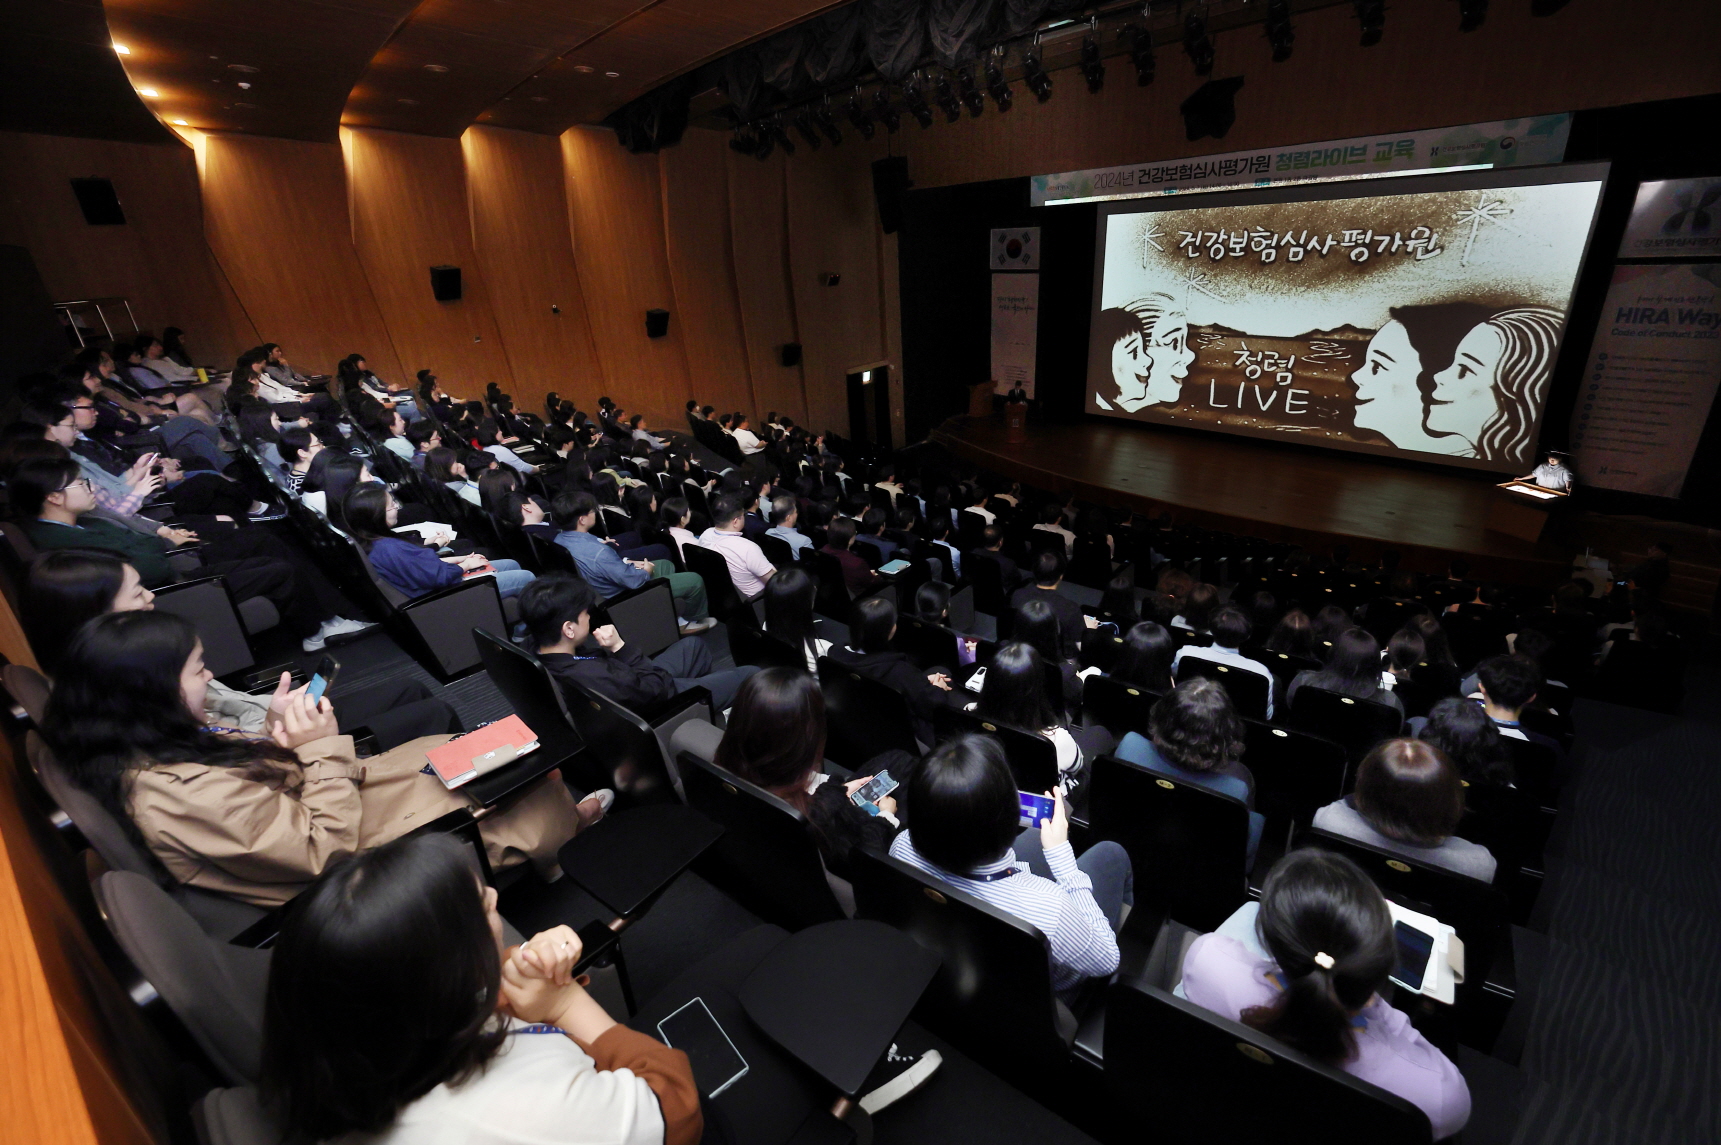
[929,415,1573,581]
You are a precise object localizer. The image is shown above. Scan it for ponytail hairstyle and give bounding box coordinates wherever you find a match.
[1241,850,1395,1064]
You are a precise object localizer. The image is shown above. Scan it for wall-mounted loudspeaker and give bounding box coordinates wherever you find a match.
[645,309,670,338]
[430,265,462,301]
[779,343,803,368]
[70,178,126,226]
[871,156,911,235]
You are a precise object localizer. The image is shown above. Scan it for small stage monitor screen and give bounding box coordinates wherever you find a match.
[1086,164,1607,473]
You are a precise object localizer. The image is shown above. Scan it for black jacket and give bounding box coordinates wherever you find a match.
[827,646,955,746]
[1011,584,1088,660]
[542,645,676,714]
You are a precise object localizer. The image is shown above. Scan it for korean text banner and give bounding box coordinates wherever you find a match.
[1034,115,1571,207]
[1086,165,1608,474]
[1617,178,1721,260]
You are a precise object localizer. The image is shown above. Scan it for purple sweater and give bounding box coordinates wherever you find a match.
[1180,905,1470,1140]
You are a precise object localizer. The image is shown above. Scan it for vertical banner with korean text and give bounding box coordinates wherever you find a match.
[991,273,1040,397]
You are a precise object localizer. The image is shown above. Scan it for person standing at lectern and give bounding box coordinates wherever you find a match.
[1522,454,1573,493]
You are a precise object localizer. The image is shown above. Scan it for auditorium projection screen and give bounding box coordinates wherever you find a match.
[1086,164,1608,472]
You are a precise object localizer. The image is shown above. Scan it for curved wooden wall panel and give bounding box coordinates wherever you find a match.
[561,127,691,424]
[197,132,402,381]
[659,129,757,422]
[462,125,606,419]
[725,149,807,427]
[343,127,512,391]
[0,131,258,364]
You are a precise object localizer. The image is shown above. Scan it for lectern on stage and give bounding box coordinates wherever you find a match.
[1487,481,1568,543]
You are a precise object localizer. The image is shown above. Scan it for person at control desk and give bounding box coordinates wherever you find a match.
[1521,453,1573,493]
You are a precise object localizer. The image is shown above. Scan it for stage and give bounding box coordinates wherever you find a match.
[929,414,1575,582]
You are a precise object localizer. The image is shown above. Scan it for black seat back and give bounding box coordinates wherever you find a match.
[1104,981,1432,1145]
[849,847,1069,1077]
[1241,719,1348,833]
[729,625,810,671]
[1288,686,1403,764]
[1081,674,1164,739]
[893,615,985,672]
[815,656,920,766]
[470,629,610,792]
[682,542,757,629]
[805,550,855,619]
[932,707,1059,793]
[601,578,680,659]
[1088,754,1248,932]
[1176,653,1271,720]
[965,552,1008,617]
[676,751,845,930]
[153,576,257,679]
[758,533,795,568]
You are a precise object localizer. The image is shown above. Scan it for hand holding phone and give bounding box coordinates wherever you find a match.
[1018,790,1056,829]
[847,770,899,814]
[305,654,340,704]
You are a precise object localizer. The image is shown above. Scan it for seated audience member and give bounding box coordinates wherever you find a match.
[1287,628,1404,716]
[1172,605,1275,719]
[477,417,536,474]
[730,414,765,456]
[1172,582,1221,635]
[551,492,713,634]
[1472,654,1562,756]
[763,567,830,672]
[1011,551,1093,659]
[1180,850,1471,1140]
[853,509,897,564]
[890,734,1131,996]
[236,403,289,469]
[700,494,776,601]
[928,516,962,579]
[1244,590,1279,645]
[1013,598,1084,711]
[1110,621,1176,693]
[659,497,699,561]
[15,457,371,652]
[628,413,666,451]
[1262,608,1317,660]
[521,575,756,712]
[24,551,457,751]
[829,596,958,747]
[404,417,442,468]
[43,612,598,905]
[1310,604,1354,652]
[819,517,883,599]
[1383,628,1424,692]
[1098,572,1141,628]
[1624,540,1672,599]
[344,484,535,601]
[967,525,1025,591]
[765,494,813,558]
[1032,502,1075,557]
[970,643,1113,788]
[278,426,323,492]
[260,834,699,1145]
[1115,679,1264,868]
[1313,739,1496,882]
[673,668,911,877]
[1418,696,1514,787]
[423,447,482,506]
[913,580,952,626]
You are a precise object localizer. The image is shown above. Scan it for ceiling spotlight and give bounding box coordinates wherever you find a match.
[729,123,758,155]
[1121,24,1156,85]
[1022,47,1052,102]
[792,111,823,150]
[571,65,595,74]
[237,82,251,89]
[1459,0,1488,31]
[813,101,843,145]
[871,88,901,133]
[112,43,130,55]
[984,51,1013,110]
[1530,0,1570,14]
[1354,0,1385,45]
[1183,10,1216,75]
[955,68,985,117]
[846,91,876,139]
[604,71,620,78]
[903,77,935,128]
[769,115,795,156]
[138,88,160,98]
[1080,33,1105,94]
[753,126,775,161]
[423,64,449,73]
[1265,0,1295,61]
[932,71,962,123]
[171,118,188,126]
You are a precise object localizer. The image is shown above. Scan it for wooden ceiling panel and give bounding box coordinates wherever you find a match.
[2,0,170,142]
[400,0,638,49]
[104,0,417,141]
[343,22,559,136]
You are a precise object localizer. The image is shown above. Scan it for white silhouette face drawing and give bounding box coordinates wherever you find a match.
[1109,318,1194,412]
[1427,323,1505,440]
[1349,320,1426,445]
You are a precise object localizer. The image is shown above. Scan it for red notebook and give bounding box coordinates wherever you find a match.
[425,715,539,789]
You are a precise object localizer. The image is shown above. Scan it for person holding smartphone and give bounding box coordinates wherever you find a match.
[1179,850,1470,1140]
[262,833,701,1145]
[888,734,1132,997]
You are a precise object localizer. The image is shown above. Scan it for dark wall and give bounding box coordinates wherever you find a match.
[898,92,1721,525]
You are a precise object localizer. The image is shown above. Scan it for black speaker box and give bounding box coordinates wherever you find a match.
[71,178,126,226]
[779,343,803,368]
[871,156,911,235]
[645,308,671,338]
[430,265,462,301]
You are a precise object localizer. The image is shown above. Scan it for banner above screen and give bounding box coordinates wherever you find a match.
[1033,115,1571,207]
[1085,164,1609,475]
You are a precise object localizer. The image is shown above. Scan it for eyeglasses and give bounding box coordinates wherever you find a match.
[65,479,93,492]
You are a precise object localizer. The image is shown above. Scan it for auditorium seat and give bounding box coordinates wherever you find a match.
[1081,673,1164,740]
[1287,685,1403,765]
[683,541,760,630]
[1175,655,1271,721]
[598,577,681,659]
[727,624,810,670]
[815,656,920,766]
[933,708,1060,795]
[1241,718,1349,844]
[152,575,270,680]
[758,532,796,568]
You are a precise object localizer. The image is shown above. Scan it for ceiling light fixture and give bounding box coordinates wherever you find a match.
[1183,8,1216,75]
[933,71,961,123]
[985,46,1013,110]
[956,67,985,117]
[138,88,159,98]
[1354,0,1386,45]
[871,88,900,133]
[845,90,875,139]
[1022,43,1052,102]
[112,43,130,55]
[903,75,934,128]
[1265,0,1295,61]
[1121,23,1155,85]
[237,82,251,89]
[604,71,620,78]
[172,118,188,125]
[1080,22,1105,93]
[571,65,595,74]
[423,64,449,73]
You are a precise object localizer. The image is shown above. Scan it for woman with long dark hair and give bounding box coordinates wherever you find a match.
[1180,849,1470,1140]
[673,668,909,876]
[41,611,592,906]
[1099,572,1141,628]
[969,642,1112,787]
[763,567,829,671]
[260,833,698,1144]
[343,484,535,600]
[1263,609,1317,660]
[1110,621,1176,693]
[1287,627,1404,716]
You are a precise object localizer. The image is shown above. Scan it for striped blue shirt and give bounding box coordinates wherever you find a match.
[889,832,1119,993]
